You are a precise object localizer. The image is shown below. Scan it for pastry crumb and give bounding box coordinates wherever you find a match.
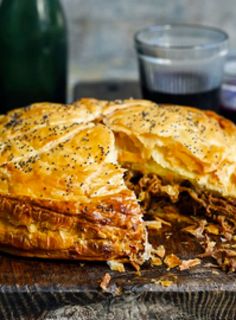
[212,269,220,275]
[179,258,201,271]
[107,260,125,272]
[151,276,176,287]
[159,279,173,287]
[151,256,162,266]
[100,273,111,291]
[164,253,181,269]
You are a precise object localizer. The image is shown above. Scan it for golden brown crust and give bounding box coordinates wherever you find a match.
[0,100,146,264]
[1,98,236,264]
[101,99,236,197]
[0,192,145,262]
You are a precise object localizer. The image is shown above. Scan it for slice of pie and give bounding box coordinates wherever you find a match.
[0,101,147,268]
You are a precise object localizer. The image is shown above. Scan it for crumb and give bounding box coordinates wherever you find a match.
[179,258,201,271]
[212,270,220,275]
[151,256,162,266]
[107,261,125,272]
[204,262,219,268]
[151,277,176,288]
[159,279,173,287]
[164,253,181,269]
[100,273,111,291]
[114,286,122,296]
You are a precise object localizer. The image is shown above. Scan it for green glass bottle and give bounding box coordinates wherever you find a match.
[0,0,67,111]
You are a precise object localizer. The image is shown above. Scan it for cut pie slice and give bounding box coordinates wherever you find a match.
[0,101,147,267]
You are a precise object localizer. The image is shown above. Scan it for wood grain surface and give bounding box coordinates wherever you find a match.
[0,82,235,320]
[0,251,236,320]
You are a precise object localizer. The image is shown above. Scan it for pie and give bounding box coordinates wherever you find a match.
[0,98,236,271]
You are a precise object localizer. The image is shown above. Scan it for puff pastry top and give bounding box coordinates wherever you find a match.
[2,98,236,201]
[0,101,129,207]
[1,98,236,201]
[101,99,236,198]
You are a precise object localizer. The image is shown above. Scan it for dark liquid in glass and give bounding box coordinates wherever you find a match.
[219,106,236,123]
[219,82,236,123]
[142,86,220,110]
[140,71,220,111]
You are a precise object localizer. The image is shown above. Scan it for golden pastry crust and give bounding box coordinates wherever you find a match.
[1,97,236,266]
[0,192,144,262]
[0,101,146,264]
[101,99,236,198]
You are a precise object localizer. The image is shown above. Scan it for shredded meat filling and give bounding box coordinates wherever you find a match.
[124,170,236,271]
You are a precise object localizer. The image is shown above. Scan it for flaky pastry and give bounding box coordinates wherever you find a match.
[0,101,147,266]
[1,98,236,271]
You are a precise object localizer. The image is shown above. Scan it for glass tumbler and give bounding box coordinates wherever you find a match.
[220,52,236,122]
[134,24,228,110]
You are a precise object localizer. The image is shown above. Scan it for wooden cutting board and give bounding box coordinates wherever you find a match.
[1,230,236,320]
[0,82,236,320]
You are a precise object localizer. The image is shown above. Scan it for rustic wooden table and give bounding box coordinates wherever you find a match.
[0,81,235,320]
[1,251,236,320]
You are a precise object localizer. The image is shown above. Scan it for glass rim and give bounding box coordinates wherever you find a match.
[134,24,229,51]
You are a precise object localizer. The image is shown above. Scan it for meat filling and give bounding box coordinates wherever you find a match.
[124,170,236,271]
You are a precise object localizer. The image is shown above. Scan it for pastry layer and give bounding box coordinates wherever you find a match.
[0,101,147,264]
[0,192,145,263]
